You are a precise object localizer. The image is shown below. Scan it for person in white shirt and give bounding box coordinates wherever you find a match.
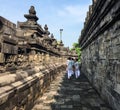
[70,57,74,76]
[74,58,80,78]
[66,57,73,79]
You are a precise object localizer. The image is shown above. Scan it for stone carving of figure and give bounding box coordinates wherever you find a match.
[29,6,36,15]
[44,24,50,35]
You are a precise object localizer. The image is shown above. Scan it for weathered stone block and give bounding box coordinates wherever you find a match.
[79,0,120,110]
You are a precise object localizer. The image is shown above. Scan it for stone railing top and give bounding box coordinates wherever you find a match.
[0,16,16,29]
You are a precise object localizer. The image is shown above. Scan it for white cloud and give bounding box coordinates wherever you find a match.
[58,5,89,23]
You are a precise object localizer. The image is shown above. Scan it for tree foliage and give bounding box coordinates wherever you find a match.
[71,42,81,61]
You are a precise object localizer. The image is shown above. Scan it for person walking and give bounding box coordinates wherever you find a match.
[66,57,73,79]
[74,58,80,78]
[71,57,75,76]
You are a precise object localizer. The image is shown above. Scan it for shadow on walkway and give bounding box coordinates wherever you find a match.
[32,72,113,110]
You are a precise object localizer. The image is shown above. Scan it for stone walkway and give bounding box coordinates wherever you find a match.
[32,72,113,110]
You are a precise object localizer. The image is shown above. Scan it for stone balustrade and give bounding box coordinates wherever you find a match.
[0,5,76,110]
[0,62,66,110]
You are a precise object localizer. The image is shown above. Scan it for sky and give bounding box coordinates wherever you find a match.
[0,0,92,48]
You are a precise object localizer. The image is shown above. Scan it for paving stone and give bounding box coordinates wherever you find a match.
[32,72,113,110]
[82,107,89,110]
[58,104,73,109]
[72,95,80,101]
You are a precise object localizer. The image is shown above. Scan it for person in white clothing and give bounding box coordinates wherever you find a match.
[66,57,73,79]
[71,57,75,76]
[74,58,80,78]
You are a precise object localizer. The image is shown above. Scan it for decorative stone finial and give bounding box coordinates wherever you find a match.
[51,33,54,38]
[29,6,36,15]
[44,24,50,35]
[60,40,64,46]
[44,24,48,31]
[24,6,38,24]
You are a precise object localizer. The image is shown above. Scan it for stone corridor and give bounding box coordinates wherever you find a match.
[32,72,113,110]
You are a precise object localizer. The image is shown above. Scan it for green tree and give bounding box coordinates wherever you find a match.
[71,42,81,61]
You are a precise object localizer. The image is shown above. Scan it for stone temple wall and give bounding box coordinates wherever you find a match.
[0,64,66,110]
[79,0,120,110]
[0,6,70,110]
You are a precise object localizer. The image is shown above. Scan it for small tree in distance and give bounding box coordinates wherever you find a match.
[71,42,81,62]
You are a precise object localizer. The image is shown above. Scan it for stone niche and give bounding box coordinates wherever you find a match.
[79,0,120,110]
